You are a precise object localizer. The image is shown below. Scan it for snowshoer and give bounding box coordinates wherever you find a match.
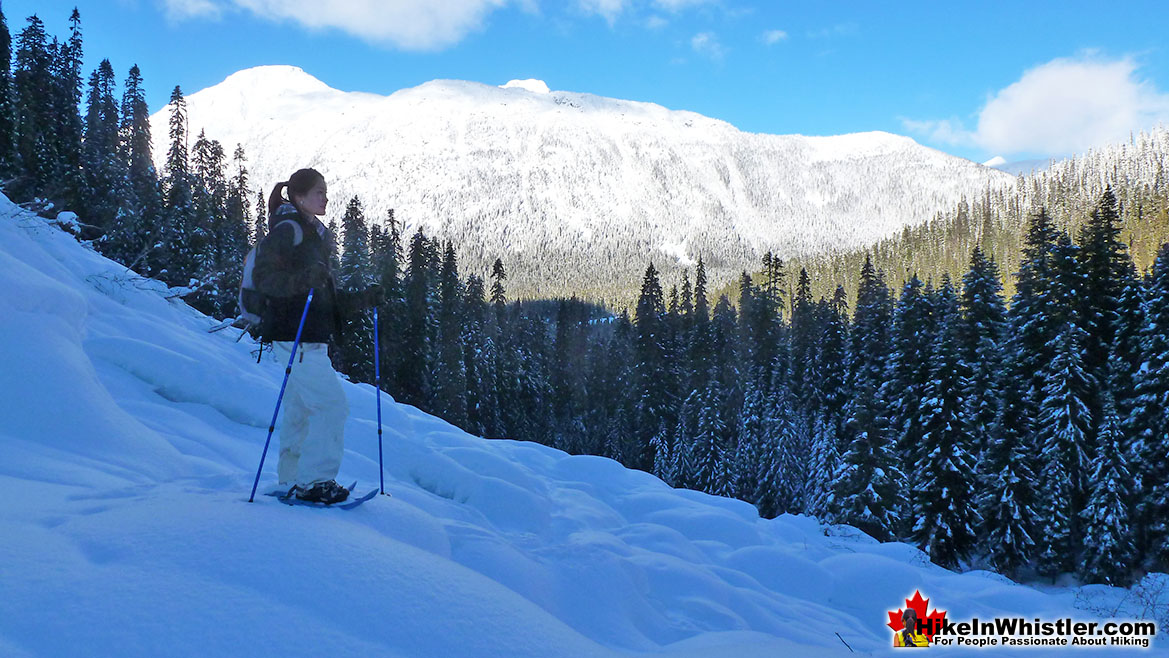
[251,168,380,505]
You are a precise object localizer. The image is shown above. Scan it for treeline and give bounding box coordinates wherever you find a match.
[328,185,1168,588]
[2,7,257,317]
[786,127,1169,310]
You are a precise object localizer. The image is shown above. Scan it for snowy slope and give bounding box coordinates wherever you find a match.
[152,66,1015,300]
[1,195,1158,657]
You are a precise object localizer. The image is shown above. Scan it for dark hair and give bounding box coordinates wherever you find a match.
[268,168,325,220]
[902,608,918,644]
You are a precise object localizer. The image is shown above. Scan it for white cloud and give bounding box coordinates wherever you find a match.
[159,0,515,51]
[762,29,787,45]
[581,0,714,24]
[645,15,668,30]
[900,117,975,147]
[653,0,714,10]
[904,54,1169,157]
[161,0,222,20]
[579,0,627,24]
[691,31,725,60]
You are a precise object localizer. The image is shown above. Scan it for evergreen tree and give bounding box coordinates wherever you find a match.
[1080,382,1134,585]
[13,15,58,192]
[679,271,693,340]
[1035,320,1095,578]
[883,274,934,530]
[690,373,728,496]
[830,256,898,540]
[789,267,815,407]
[115,64,162,274]
[979,348,1038,576]
[550,299,588,452]
[252,191,267,243]
[53,8,84,206]
[80,59,126,239]
[804,291,849,517]
[1113,266,1145,444]
[1077,187,1134,427]
[462,274,499,438]
[433,242,468,426]
[226,144,251,252]
[399,228,436,408]
[960,247,1007,460]
[812,287,850,422]
[596,311,635,462]
[688,256,711,394]
[161,85,195,285]
[749,252,785,381]
[0,4,16,174]
[830,390,901,542]
[671,388,699,486]
[1131,243,1169,570]
[189,130,232,313]
[338,196,372,288]
[370,211,406,413]
[506,306,553,445]
[1010,209,1060,436]
[766,374,807,515]
[911,277,979,569]
[337,196,375,382]
[632,263,671,471]
[733,369,768,505]
[490,258,507,322]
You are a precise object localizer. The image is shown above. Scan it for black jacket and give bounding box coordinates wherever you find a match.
[251,203,342,343]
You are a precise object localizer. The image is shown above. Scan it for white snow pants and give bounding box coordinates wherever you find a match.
[273,341,349,486]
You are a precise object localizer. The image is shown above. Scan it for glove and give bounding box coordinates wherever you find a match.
[302,261,331,290]
[363,284,385,308]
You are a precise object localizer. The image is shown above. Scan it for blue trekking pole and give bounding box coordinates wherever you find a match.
[374,305,385,495]
[249,289,315,503]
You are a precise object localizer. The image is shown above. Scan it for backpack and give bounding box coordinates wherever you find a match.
[235,218,304,339]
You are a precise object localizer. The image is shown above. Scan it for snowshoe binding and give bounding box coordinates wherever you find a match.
[293,480,350,505]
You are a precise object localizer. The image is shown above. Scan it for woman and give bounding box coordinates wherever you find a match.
[894,607,929,647]
[252,168,374,504]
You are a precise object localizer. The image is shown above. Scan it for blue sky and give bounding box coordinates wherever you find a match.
[12,0,1169,163]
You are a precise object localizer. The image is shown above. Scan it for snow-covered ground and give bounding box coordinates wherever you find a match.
[0,194,1161,656]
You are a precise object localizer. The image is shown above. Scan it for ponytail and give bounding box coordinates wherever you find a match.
[268,168,325,220]
[267,182,289,221]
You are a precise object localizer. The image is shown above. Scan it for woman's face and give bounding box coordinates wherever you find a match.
[294,181,328,217]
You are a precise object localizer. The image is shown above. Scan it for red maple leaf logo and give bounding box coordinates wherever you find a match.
[887,590,947,642]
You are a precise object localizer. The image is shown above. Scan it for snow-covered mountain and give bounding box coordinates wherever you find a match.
[983,156,1056,176]
[152,66,1015,301]
[3,193,1162,656]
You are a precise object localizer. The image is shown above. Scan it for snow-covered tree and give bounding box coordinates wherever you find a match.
[1035,320,1095,577]
[1080,384,1134,585]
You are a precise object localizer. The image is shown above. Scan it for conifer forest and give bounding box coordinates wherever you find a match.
[5,7,1168,587]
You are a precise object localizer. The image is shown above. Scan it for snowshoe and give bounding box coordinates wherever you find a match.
[294,480,350,505]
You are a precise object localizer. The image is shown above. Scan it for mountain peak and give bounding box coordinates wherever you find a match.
[500,79,551,94]
[218,65,334,95]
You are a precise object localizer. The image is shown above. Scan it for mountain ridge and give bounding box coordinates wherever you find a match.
[153,66,1015,303]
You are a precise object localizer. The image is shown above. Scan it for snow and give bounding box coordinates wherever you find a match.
[0,193,1160,656]
[501,79,551,94]
[153,65,1016,300]
[983,156,1008,168]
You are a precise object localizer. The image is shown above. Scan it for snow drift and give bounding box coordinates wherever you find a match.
[0,194,1158,656]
